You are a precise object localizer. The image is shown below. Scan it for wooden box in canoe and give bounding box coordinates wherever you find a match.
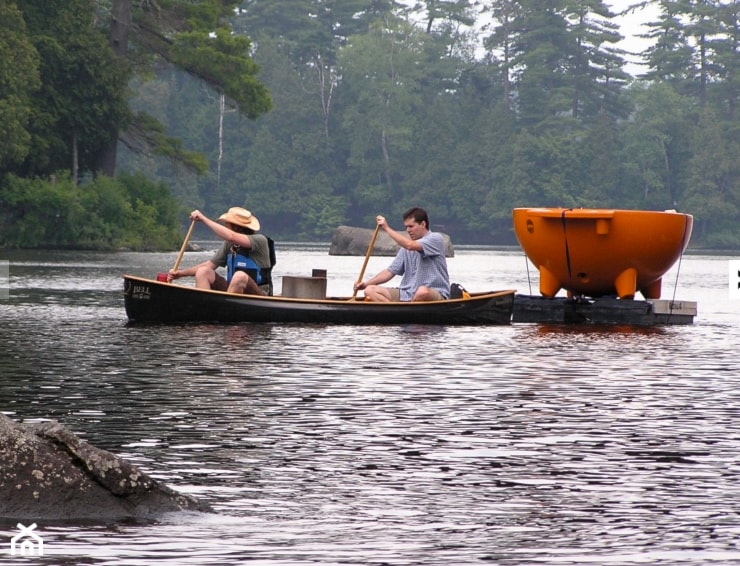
[122,275,516,325]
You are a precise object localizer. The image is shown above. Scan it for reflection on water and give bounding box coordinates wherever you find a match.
[0,248,739,565]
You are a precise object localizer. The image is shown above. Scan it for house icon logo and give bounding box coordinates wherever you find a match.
[10,523,44,556]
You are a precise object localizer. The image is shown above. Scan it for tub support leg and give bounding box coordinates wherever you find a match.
[539,266,562,298]
[641,278,662,299]
[614,268,637,299]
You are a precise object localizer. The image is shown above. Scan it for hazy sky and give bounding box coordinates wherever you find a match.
[608,2,660,75]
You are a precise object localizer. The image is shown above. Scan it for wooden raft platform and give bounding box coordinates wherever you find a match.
[513,295,697,325]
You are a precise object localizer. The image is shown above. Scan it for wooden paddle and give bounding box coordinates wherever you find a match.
[167,219,196,282]
[352,223,380,299]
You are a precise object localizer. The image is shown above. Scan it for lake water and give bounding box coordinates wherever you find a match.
[1,244,739,565]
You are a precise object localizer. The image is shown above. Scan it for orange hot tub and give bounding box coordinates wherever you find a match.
[512,208,693,299]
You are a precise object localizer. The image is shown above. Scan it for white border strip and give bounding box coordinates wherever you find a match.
[0,261,8,300]
[729,260,740,300]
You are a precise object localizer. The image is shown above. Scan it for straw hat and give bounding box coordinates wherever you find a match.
[218,207,260,231]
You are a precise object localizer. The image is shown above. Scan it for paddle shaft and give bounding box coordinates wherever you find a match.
[353,223,381,298]
[172,219,196,274]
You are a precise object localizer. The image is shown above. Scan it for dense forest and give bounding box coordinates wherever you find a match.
[1,0,738,249]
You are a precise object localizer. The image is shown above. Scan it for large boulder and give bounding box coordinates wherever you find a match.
[0,414,212,520]
[329,225,454,257]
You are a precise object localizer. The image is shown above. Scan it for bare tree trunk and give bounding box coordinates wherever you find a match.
[503,40,511,110]
[661,138,676,206]
[315,53,337,143]
[729,16,738,120]
[217,93,226,188]
[96,0,131,177]
[381,127,393,199]
[699,32,707,107]
[72,132,78,186]
[109,0,131,56]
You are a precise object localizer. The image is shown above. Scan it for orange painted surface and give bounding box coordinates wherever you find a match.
[512,208,693,299]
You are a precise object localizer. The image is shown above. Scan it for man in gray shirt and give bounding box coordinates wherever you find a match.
[354,207,450,302]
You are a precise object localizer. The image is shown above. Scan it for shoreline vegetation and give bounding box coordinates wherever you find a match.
[0,172,183,252]
[2,2,738,253]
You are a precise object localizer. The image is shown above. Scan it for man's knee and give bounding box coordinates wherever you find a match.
[412,286,441,302]
[194,265,212,278]
[194,266,218,289]
[364,285,397,302]
[227,271,249,292]
[364,285,389,302]
[228,271,266,295]
[364,285,381,300]
[230,271,248,285]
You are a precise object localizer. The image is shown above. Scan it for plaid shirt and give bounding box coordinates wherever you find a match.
[388,232,450,300]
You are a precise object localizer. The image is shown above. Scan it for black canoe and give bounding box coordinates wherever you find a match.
[123,275,515,325]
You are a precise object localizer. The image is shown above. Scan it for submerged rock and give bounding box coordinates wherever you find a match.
[0,414,212,520]
[329,225,454,257]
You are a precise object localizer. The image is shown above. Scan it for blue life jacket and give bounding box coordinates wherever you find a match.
[227,248,267,285]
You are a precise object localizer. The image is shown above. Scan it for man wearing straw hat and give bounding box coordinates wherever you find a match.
[168,207,273,295]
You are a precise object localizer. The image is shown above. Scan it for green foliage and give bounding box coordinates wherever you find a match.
[338,18,429,207]
[235,0,400,64]
[300,193,350,238]
[113,0,740,249]
[129,0,273,123]
[5,0,739,250]
[621,82,694,209]
[0,173,182,250]
[702,229,740,249]
[13,0,131,178]
[682,108,739,240]
[0,2,40,169]
[172,29,272,118]
[0,175,77,247]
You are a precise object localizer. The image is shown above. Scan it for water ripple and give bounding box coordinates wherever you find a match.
[0,249,739,564]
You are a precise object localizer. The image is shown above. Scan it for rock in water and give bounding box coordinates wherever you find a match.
[0,414,212,520]
[329,225,454,257]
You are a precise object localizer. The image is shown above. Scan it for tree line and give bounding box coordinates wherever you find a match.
[1,1,738,249]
